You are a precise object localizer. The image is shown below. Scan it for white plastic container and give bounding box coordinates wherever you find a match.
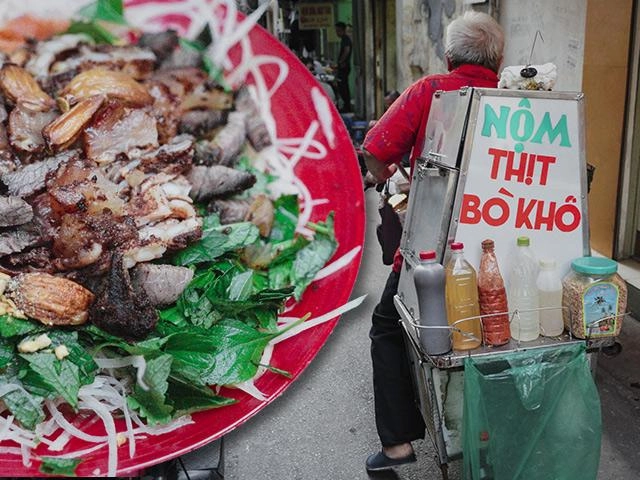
[508,236,540,341]
[536,258,564,337]
[414,250,451,355]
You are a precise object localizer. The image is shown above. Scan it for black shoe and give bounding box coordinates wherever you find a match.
[365,451,417,471]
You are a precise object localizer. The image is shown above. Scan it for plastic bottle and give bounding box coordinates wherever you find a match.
[477,239,510,346]
[508,236,540,341]
[445,242,482,350]
[536,258,564,337]
[413,250,451,355]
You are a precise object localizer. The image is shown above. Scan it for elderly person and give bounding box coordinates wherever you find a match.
[362,11,504,472]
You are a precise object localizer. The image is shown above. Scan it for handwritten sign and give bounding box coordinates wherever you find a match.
[453,91,588,281]
[298,3,334,30]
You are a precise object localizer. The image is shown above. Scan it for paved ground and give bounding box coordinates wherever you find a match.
[177,189,640,480]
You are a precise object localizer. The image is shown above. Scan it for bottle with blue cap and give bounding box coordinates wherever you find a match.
[562,256,627,339]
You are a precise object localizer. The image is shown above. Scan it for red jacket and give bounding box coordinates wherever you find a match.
[363,64,499,272]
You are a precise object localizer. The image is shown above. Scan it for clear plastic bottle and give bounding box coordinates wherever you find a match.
[536,258,564,337]
[445,242,482,350]
[413,250,451,355]
[477,239,510,346]
[508,236,540,341]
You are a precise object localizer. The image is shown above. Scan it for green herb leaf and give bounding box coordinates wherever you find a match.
[173,219,259,266]
[20,352,80,408]
[0,315,42,338]
[200,319,278,385]
[291,213,337,299]
[167,375,235,417]
[46,331,98,386]
[127,354,173,425]
[66,21,118,44]
[76,0,126,24]
[0,375,45,430]
[40,457,82,476]
[227,270,254,301]
[270,194,299,241]
[164,334,219,386]
[0,337,13,369]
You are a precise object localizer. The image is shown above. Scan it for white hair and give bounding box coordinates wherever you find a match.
[445,10,505,72]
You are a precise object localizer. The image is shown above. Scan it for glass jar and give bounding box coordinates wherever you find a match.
[561,257,627,339]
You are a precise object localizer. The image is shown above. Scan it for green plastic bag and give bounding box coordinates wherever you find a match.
[462,343,601,480]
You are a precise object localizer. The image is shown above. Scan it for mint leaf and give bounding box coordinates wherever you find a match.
[227,270,253,301]
[20,353,80,408]
[127,354,173,425]
[291,213,337,299]
[0,315,42,338]
[0,338,13,369]
[66,21,118,44]
[40,457,82,476]
[173,220,259,266]
[0,376,45,430]
[46,331,98,386]
[201,319,278,385]
[168,376,235,416]
[270,194,299,241]
[77,0,126,24]
[164,334,219,386]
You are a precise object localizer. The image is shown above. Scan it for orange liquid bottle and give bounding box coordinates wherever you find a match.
[445,242,482,350]
[477,239,511,346]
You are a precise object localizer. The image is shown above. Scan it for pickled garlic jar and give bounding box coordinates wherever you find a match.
[561,257,626,339]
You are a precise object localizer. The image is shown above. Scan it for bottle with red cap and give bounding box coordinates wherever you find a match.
[413,250,451,355]
[445,242,482,350]
[477,239,511,346]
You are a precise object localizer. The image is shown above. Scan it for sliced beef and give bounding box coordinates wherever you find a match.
[187,165,256,201]
[1,150,78,197]
[137,30,180,65]
[0,196,33,226]
[90,252,158,341]
[179,110,227,138]
[131,263,194,306]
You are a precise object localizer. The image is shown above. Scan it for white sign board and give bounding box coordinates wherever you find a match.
[452,91,588,284]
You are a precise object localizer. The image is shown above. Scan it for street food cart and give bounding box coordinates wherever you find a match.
[394,87,622,479]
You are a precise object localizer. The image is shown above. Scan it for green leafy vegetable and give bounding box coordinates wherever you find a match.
[163,333,220,386]
[291,213,337,299]
[66,21,118,44]
[127,354,173,425]
[0,337,13,369]
[76,0,126,24]
[0,374,45,430]
[40,457,82,476]
[0,315,42,338]
[167,376,235,417]
[47,331,98,386]
[172,217,259,266]
[20,352,80,408]
[199,319,279,385]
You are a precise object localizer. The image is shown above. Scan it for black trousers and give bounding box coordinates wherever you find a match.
[370,270,425,447]
[336,68,351,112]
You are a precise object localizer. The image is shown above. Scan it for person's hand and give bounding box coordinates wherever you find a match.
[363,172,378,190]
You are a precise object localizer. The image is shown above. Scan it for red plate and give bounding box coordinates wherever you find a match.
[0,0,364,476]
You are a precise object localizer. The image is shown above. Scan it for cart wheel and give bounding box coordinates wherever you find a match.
[601,341,622,357]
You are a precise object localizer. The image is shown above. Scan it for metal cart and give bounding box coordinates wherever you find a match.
[394,87,622,479]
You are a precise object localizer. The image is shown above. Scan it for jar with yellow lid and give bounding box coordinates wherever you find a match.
[561,257,626,339]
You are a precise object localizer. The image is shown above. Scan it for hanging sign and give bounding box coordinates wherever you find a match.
[298,3,334,30]
[453,90,588,281]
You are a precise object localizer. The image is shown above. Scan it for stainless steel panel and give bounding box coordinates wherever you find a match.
[419,88,474,168]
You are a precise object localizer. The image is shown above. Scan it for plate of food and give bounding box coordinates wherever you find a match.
[0,0,365,476]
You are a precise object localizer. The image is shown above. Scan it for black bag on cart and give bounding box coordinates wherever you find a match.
[376,182,403,265]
